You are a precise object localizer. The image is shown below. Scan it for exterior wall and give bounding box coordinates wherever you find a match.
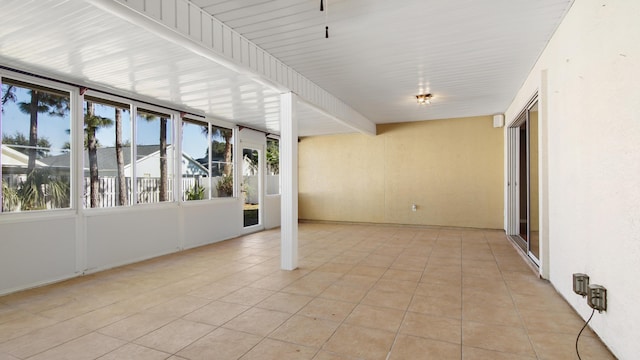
[299,116,504,229]
[504,1,640,358]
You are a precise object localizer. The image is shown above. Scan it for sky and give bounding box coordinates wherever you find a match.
[1,85,226,158]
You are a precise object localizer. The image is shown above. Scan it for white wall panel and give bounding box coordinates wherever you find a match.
[263,195,281,230]
[0,216,77,295]
[85,207,181,272]
[182,199,243,249]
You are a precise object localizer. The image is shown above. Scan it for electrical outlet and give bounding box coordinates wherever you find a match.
[587,284,607,312]
[411,204,417,212]
[572,273,589,296]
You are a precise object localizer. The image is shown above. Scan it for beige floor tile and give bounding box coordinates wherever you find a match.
[323,324,395,359]
[219,287,275,306]
[0,351,21,360]
[519,309,595,335]
[462,321,535,357]
[256,292,313,313]
[528,331,616,360]
[240,338,317,360]
[222,307,291,336]
[143,295,211,318]
[348,265,387,278]
[400,312,461,344]
[318,283,369,303]
[389,334,461,360]
[98,312,176,341]
[381,269,423,282]
[415,281,461,299]
[182,300,250,326]
[281,278,334,297]
[298,298,356,322]
[373,279,418,294]
[0,320,91,358]
[270,314,340,348]
[134,319,215,354]
[26,332,126,360]
[462,302,523,327]
[345,304,404,332]
[312,350,357,360]
[97,343,171,360]
[0,313,58,343]
[409,294,461,319]
[177,327,262,360]
[361,289,413,310]
[462,346,536,359]
[187,282,244,300]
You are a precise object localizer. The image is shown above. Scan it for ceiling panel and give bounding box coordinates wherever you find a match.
[200,0,573,123]
[0,0,358,136]
[0,0,573,136]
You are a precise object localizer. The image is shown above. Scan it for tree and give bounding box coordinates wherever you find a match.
[2,132,52,158]
[1,84,16,109]
[84,101,113,207]
[212,127,233,176]
[18,90,68,171]
[115,108,127,206]
[141,113,169,202]
[266,139,279,175]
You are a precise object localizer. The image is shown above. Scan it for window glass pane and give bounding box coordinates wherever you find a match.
[1,79,71,212]
[266,138,280,195]
[83,99,131,208]
[211,125,233,198]
[182,120,209,201]
[136,109,173,204]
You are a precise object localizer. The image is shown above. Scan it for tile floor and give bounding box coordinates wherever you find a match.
[0,223,615,359]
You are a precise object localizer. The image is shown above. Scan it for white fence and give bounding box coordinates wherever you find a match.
[83,175,279,207]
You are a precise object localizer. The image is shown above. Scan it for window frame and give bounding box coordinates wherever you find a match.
[0,70,78,215]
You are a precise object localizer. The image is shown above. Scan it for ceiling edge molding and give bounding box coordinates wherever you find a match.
[85,0,376,135]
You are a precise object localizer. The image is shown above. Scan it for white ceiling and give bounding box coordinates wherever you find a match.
[0,0,573,136]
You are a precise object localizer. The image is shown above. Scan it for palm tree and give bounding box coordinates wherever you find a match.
[115,108,127,206]
[210,126,233,176]
[141,113,169,202]
[18,89,68,171]
[84,101,113,207]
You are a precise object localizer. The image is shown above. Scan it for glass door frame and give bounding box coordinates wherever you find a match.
[240,141,265,233]
[507,95,540,266]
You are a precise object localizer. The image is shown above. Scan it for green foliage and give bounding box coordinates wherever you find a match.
[216,174,233,197]
[266,139,279,174]
[18,90,69,117]
[2,182,20,211]
[16,169,69,210]
[1,84,17,108]
[185,183,205,201]
[2,132,53,158]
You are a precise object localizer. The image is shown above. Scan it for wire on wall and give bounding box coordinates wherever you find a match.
[575,308,595,360]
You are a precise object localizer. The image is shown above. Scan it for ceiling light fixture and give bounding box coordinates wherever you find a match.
[416,93,432,105]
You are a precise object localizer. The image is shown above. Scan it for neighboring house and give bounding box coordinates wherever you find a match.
[1,144,50,186]
[41,145,208,178]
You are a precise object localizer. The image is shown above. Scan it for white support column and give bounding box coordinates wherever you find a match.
[280,92,298,270]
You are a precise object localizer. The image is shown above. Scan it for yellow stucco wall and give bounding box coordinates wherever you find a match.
[299,116,504,229]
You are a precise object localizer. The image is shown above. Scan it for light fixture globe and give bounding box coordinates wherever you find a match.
[416,93,432,105]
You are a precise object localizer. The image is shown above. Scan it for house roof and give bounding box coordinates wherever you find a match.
[41,145,167,171]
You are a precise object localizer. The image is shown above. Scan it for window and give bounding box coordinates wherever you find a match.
[211,125,234,198]
[135,109,173,204]
[266,137,280,195]
[181,119,210,201]
[83,96,131,208]
[1,78,71,212]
